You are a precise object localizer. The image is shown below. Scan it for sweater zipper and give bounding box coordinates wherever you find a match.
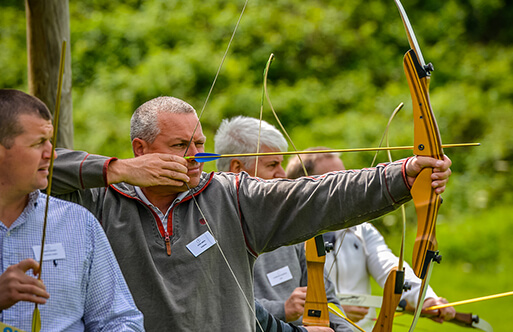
[164,231,171,256]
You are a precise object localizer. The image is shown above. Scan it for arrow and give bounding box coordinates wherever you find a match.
[425,290,513,311]
[185,143,480,163]
[31,40,66,332]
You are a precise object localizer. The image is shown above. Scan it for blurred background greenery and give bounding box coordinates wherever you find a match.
[1,0,512,329]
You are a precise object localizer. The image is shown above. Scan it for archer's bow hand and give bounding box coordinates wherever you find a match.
[302,327,335,332]
[285,286,307,322]
[0,259,49,310]
[340,305,369,323]
[422,297,456,323]
[405,155,452,194]
[108,153,190,187]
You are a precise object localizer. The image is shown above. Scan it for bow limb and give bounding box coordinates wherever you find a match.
[260,55,331,328]
[372,105,410,332]
[31,40,66,332]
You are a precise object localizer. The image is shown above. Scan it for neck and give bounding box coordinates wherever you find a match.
[0,191,30,228]
[140,187,180,214]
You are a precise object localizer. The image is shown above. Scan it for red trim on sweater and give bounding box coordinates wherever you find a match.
[110,185,167,237]
[103,157,118,187]
[402,157,413,190]
[78,154,90,189]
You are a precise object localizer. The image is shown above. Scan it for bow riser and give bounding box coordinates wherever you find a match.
[302,236,330,327]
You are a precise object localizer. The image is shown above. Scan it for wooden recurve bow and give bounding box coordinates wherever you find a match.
[393,1,445,331]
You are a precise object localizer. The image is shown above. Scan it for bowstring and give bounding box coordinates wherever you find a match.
[324,103,404,287]
[184,0,250,156]
[370,102,406,269]
[261,55,308,177]
[184,183,262,331]
[180,1,264,330]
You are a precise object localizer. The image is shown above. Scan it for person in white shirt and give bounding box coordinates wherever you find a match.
[286,148,456,331]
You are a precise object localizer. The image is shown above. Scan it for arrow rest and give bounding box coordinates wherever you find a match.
[419,250,442,279]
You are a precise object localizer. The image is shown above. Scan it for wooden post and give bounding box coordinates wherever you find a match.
[25,0,73,149]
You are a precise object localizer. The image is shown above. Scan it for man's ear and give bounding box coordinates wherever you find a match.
[132,138,147,157]
[229,159,244,173]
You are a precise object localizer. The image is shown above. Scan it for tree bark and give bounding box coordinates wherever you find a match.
[26,0,73,148]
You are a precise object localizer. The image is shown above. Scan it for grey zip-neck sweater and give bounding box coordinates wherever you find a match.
[52,149,411,331]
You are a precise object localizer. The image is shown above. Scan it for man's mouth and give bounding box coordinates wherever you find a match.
[188,167,200,175]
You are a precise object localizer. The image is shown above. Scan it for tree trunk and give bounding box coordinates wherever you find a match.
[26,0,73,149]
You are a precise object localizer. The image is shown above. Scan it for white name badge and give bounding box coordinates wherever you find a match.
[32,243,66,262]
[186,231,216,257]
[266,266,293,287]
[0,321,26,332]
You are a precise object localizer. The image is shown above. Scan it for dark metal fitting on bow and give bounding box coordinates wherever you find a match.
[420,250,441,279]
[434,253,442,264]
[418,144,425,151]
[394,269,405,294]
[324,241,334,253]
[307,309,322,318]
[424,62,434,73]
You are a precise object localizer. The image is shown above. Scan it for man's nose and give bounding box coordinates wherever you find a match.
[275,166,286,179]
[43,141,55,159]
[185,143,199,157]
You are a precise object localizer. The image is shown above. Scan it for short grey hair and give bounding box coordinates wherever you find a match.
[130,96,197,143]
[214,116,288,171]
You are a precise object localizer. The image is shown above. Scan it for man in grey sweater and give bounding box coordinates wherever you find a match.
[51,96,452,332]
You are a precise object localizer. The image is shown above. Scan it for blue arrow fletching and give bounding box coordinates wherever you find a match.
[192,153,221,163]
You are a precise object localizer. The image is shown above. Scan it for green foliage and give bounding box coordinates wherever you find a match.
[3,1,512,209]
[3,1,513,329]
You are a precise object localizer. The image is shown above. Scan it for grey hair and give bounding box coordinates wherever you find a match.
[130,96,197,143]
[214,116,288,171]
[286,147,340,179]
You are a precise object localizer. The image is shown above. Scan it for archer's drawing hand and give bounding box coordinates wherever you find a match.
[341,305,369,323]
[405,155,452,194]
[285,286,307,322]
[108,153,190,187]
[0,259,49,310]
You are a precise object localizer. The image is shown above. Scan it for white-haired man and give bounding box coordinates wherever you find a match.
[215,116,350,331]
